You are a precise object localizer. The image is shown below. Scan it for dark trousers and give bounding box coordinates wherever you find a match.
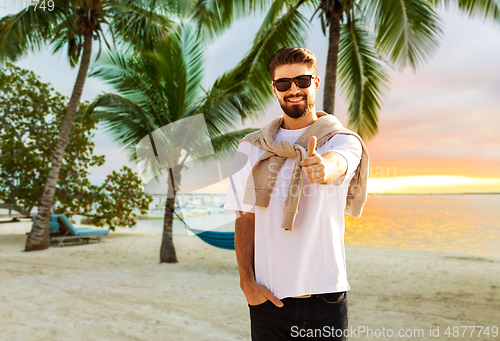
[249,291,348,340]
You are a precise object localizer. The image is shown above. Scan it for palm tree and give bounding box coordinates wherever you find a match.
[86,15,307,263]
[193,0,500,140]
[0,0,178,251]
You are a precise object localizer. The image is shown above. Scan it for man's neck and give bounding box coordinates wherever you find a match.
[281,109,318,130]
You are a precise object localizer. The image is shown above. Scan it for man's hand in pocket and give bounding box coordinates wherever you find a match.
[242,282,283,307]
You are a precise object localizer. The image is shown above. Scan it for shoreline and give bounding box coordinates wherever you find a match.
[1,222,499,340]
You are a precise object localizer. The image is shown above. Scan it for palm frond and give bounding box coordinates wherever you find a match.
[145,22,204,122]
[192,0,277,41]
[90,50,165,124]
[109,0,175,52]
[0,3,69,62]
[210,128,260,154]
[86,93,158,160]
[88,23,207,163]
[199,90,261,141]
[337,20,390,141]
[140,0,195,18]
[363,0,444,71]
[257,0,310,31]
[92,22,204,127]
[0,23,24,61]
[430,0,500,23]
[191,0,234,41]
[180,23,204,113]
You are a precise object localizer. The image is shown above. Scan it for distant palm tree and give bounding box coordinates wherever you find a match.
[0,0,178,251]
[87,16,307,263]
[193,0,500,140]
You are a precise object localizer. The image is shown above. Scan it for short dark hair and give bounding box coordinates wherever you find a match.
[268,47,318,80]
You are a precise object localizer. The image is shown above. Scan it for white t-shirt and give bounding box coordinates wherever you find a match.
[224,125,362,299]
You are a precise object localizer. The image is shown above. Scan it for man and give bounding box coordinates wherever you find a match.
[223,47,369,340]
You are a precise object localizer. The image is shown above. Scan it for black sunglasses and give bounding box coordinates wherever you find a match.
[272,75,316,92]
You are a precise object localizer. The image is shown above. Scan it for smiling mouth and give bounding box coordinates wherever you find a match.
[287,97,305,103]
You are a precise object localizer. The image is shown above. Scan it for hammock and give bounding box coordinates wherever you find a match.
[188,228,235,251]
[173,208,235,251]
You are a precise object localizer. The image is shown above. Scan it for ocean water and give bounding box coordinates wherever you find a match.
[135,194,500,258]
[3,194,499,258]
[344,194,500,258]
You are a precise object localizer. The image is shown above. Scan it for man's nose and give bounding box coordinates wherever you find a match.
[288,81,300,94]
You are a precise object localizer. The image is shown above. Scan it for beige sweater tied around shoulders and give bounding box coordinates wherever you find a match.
[239,111,370,231]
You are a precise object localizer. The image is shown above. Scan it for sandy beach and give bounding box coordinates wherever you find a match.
[1,221,499,341]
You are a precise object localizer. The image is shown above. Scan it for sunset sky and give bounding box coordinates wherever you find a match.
[4,6,500,194]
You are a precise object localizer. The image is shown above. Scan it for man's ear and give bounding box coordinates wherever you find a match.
[314,76,321,93]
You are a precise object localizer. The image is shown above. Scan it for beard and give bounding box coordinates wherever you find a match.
[279,93,314,119]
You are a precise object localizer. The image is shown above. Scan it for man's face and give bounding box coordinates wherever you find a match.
[272,63,320,119]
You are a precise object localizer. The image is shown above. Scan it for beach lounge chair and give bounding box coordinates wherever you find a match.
[31,214,109,247]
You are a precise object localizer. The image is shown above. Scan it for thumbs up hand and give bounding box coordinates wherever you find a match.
[300,136,330,184]
[307,135,318,158]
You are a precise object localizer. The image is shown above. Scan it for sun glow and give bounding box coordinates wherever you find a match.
[191,175,500,195]
[368,175,500,194]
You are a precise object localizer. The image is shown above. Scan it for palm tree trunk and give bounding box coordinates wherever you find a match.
[322,6,343,115]
[25,31,93,251]
[159,168,178,263]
